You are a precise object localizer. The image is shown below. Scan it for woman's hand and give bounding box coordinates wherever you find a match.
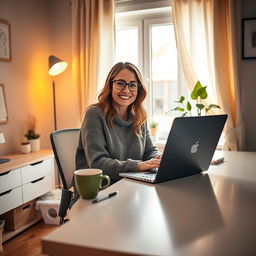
[137,158,161,171]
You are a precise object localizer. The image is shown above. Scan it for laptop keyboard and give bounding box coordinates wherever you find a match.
[135,172,156,181]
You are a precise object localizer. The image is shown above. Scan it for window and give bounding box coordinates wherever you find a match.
[115,8,182,140]
[116,27,139,66]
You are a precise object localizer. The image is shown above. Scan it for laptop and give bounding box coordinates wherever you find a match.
[119,114,227,183]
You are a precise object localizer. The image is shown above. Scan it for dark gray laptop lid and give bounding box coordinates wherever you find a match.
[155,114,227,183]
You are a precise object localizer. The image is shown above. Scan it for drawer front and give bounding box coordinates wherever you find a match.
[0,186,23,215]
[22,174,53,203]
[21,158,53,184]
[0,168,21,194]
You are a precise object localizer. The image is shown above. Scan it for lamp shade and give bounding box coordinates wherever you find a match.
[0,133,5,144]
[48,55,68,76]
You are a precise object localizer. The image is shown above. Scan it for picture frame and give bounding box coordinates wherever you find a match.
[242,18,256,59]
[0,20,11,61]
[0,84,8,124]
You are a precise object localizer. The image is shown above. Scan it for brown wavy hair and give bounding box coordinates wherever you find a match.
[92,62,147,136]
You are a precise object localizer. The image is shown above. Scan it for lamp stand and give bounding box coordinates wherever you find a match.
[52,79,57,131]
[52,78,61,188]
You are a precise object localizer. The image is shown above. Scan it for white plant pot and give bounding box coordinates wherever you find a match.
[28,138,40,152]
[21,143,31,154]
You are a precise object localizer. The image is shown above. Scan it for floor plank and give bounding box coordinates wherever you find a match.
[2,221,58,256]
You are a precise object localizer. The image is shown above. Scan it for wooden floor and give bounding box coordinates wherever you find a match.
[2,220,58,256]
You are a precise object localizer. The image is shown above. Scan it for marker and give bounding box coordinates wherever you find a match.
[92,191,118,203]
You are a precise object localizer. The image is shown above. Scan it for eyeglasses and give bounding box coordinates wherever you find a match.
[112,79,140,92]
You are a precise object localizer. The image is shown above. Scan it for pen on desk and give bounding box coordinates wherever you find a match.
[92,191,118,203]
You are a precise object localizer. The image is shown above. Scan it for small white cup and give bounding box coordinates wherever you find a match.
[21,143,31,154]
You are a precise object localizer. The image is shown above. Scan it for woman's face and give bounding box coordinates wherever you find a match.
[111,68,138,109]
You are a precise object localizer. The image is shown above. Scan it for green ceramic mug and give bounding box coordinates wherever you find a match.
[74,169,110,199]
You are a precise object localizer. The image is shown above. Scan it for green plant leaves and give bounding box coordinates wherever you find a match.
[172,107,185,112]
[205,104,220,113]
[168,80,221,116]
[191,81,208,100]
[186,101,192,111]
[191,81,202,99]
[198,87,208,99]
[24,129,40,139]
[175,96,185,103]
[196,103,205,110]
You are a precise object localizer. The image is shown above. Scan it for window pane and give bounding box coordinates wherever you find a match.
[115,27,138,66]
[151,24,178,140]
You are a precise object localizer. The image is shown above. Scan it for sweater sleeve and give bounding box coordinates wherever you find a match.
[142,123,160,160]
[80,108,140,180]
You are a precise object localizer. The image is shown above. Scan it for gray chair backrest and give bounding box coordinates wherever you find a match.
[50,128,80,189]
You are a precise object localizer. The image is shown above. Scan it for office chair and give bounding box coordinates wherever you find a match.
[50,128,80,224]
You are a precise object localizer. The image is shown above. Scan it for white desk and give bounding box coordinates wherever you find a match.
[42,151,256,256]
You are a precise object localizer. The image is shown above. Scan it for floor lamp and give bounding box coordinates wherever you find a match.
[48,55,68,188]
[0,133,10,164]
[48,55,68,131]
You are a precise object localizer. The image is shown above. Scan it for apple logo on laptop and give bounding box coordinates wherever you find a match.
[191,141,199,154]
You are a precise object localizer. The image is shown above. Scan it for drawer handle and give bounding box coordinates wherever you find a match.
[0,189,12,197]
[30,160,44,166]
[31,177,45,183]
[0,171,11,176]
[22,204,31,210]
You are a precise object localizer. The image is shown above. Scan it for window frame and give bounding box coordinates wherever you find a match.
[115,9,174,125]
[143,16,173,121]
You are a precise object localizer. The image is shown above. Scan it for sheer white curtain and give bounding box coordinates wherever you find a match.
[172,0,245,150]
[72,0,115,118]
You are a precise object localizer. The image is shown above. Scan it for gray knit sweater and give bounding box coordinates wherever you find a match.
[75,106,159,182]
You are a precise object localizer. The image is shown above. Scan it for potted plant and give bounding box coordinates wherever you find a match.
[149,121,158,137]
[167,81,220,116]
[25,116,40,152]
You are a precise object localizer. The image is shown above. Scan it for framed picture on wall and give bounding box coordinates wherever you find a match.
[0,20,11,61]
[242,17,256,59]
[0,84,8,124]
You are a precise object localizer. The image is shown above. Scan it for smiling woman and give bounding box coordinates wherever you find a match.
[75,62,161,185]
[111,69,139,119]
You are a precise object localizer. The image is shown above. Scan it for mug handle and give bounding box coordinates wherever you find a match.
[99,175,110,190]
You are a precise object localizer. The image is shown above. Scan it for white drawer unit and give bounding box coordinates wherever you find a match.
[0,168,21,194]
[0,150,54,242]
[22,175,53,203]
[0,150,54,216]
[21,158,53,184]
[0,186,23,215]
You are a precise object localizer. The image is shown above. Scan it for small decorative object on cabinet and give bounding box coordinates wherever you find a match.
[24,115,40,152]
[0,133,10,164]
[25,130,40,152]
[20,142,31,154]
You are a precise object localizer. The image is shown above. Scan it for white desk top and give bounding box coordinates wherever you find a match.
[42,151,256,256]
